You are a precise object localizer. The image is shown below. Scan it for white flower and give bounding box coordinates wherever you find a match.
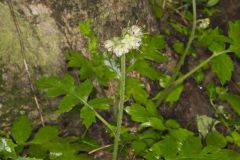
[198,18,210,29]
[128,25,143,38]
[104,25,143,57]
[121,34,142,50]
[104,40,114,52]
[113,42,129,57]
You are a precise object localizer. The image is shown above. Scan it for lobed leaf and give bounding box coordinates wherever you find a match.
[220,93,240,116]
[31,126,59,144]
[80,107,96,128]
[11,115,32,144]
[228,21,240,57]
[125,104,154,123]
[211,54,233,85]
[88,98,111,110]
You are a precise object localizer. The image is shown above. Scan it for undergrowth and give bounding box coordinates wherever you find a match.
[1,0,240,160]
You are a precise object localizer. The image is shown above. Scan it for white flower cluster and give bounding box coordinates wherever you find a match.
[104,25,143,57]
[198,18,210,29]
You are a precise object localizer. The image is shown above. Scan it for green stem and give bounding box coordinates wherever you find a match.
[156,0,197,106]
[72,94,115,134]
[154,50,231,105]
[113,55,126,160]
[173,50,231,86]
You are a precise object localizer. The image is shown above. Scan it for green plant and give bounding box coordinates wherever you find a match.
[3,0,240,159]
[37,1,240,158]
[0,114,96,159]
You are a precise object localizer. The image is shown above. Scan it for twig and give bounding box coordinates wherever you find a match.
[7,0,45,127]
[88,144,112,154]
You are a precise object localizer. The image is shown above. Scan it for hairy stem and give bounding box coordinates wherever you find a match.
[113,55,126,160]
[156,0,197,106]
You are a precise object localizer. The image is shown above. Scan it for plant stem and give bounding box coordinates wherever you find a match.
[156,0,197,106]
[173,50,231,86]
[154,50,231,105]
[72,93,115,134]
[113,54,126,160]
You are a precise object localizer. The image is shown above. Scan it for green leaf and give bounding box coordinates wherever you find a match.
[125,77,149,104]
[16,158,42,160]
[66,51,115,86]
[151,136,178,159]
[129,60,162,80]
[88,98,111,110]
[58,95,79,113]
[11,115,32,144]
[230,131,240,147]
[38,75,94,115]
[139,130,161,140]
[88,37,98,53]
[165,119,180,129]
[145,100,158,117]
[173,40,184,54]
[77,137,100,152]
[141,117,166,130]
[170,128,194,142]
[36,77,66,97]
[207,0,220,7]
[159,74,171,88]
[141,35,166,63]
[198,28,229,50]
[0,138,17,158]
[36,76,59,88]
[220,93,240,116]
[66,51,94,80]
[125,104,153,123]
[131,140,146,154]
[211,54,233,85]
[210,149,240,160]
[194,70,205,84]
[166,84,184,104]
[206,131,227,148]
[80,106,96,128]
[79,19,94,37]
[171,22,188,35]
[75,79,93,101]
[209,41,226,52]
[179,136,202,157]
[76,154,94,160]
[43,139,79,160]
[28,144,48,159]
[36,74,75,97]
[31,126,59,144]
[207,81,217,98]
[228,21,240,57]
